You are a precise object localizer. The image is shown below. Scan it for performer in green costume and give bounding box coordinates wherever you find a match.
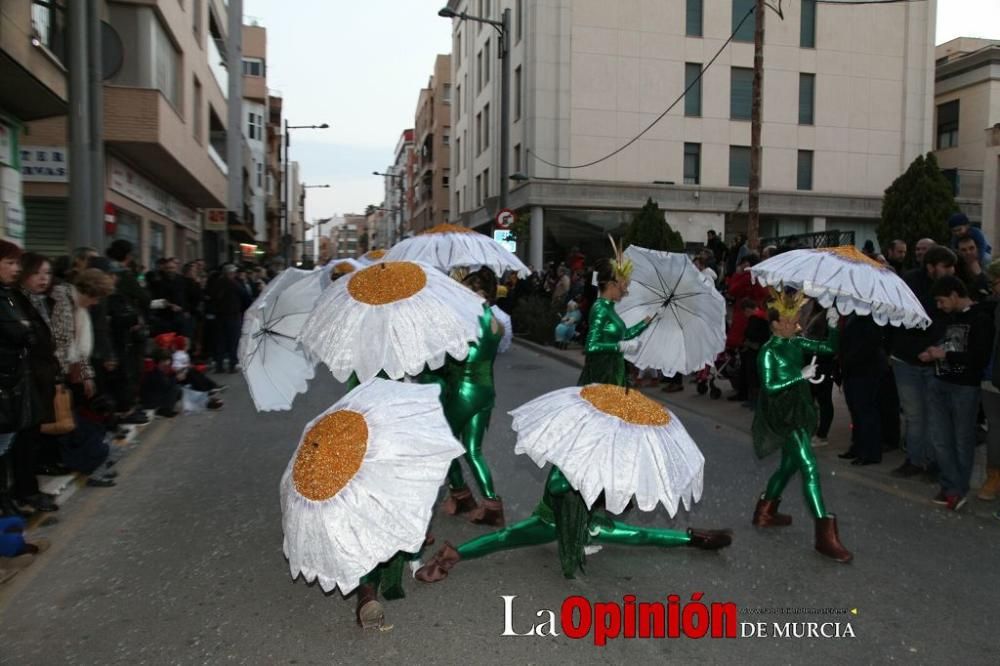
[415,246,732,583]
[750,288,852,563]
[436,269,506,526]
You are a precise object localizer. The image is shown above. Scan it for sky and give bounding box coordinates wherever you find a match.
[244,0,1000,225]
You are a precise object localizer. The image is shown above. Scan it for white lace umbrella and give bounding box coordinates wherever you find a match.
[239,268,323,411]
[298,261,485,382]
[750,245,930,329]
[510,384,704,516]
[617,246,726,375]
[280,378,464,594]
[384,223,531,277]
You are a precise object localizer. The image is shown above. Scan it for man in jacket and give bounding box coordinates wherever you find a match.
[209,265,244,373]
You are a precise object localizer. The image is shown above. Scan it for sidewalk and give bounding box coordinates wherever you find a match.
[514,337,997,522]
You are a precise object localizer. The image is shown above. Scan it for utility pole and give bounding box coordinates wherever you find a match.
[67,0,91,250]
[87,0,103,249]
[498,7,511,212]
[225,0,243,267]
[747,0,765,251]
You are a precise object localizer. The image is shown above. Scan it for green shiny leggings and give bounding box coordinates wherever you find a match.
[456,515,691,560]
[447,409,498,499]
[763,428,827,519]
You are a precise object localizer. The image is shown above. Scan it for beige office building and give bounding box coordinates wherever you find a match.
[410,54,453,234]
[446,0,936,267]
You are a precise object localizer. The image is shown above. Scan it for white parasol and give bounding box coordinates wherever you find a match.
[384,223,530,277]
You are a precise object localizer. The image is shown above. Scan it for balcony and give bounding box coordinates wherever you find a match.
[103,86,227,208]
[0,0,67,121]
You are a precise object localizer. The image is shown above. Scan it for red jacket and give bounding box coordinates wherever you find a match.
[725,272,769,348]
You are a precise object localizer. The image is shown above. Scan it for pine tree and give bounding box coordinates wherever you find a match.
[622,198,684,251]
[877,153,956,263]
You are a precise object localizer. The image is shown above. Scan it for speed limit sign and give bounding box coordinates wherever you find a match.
[495,208,515,229]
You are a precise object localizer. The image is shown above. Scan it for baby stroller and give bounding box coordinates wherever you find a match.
[694,350,741,399]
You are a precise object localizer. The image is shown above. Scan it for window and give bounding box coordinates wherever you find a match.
[478,0,484,32]
[192,77,203,142]
[247,111,263,140]
[242,58,264,77]
[153,14,181,108]
[937,100,959,149]
[516,0,524,43]
[483,168,490,199]
[730,67,753,120]
[476,174,482,205]
[476,111,482,154]
[443,172,450,188]
[443,131,451,146]
[797,150,813,191]
[732,0,755,42]
[800,0,816,48]
[456,83,462,118]
[150,223,166,265]
[456,190,461,213]
[483,103,490,149]
[193,0,202,40]
[442,84,452,104]
[514,144,522,173]
[484,39,491,87]
[455,29,462,68]
[456,136,461,171]
[477,50,483,92]
[515,66,522,121]
[684,63,702,117]
[799,73,815,125]
[684,143,701,185]
[256,161,264,188]
[686,0,703,37]
[729,146,751,187]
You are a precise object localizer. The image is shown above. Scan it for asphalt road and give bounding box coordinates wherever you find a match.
[0,344,995,664]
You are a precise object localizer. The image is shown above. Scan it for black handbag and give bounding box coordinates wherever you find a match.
[0,367,31,433]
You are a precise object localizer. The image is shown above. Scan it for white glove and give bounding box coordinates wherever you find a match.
[801,359,818,381]
[618,339,641,354]
[826,307,840,327]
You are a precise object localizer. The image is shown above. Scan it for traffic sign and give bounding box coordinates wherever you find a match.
[495,208,515,229]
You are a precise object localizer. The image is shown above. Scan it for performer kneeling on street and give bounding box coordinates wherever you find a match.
[751,288,852,563]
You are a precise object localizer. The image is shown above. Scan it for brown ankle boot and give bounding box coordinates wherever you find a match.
[440,488,478,515]
[467,497,505,527]
[686,528,733,550]
[814,515,852,563]
[355,584,385,629]
[414,542,461,582]
[752,494,792,527]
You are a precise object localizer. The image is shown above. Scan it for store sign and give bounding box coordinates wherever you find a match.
[0,123,15,168]
[20,146,69,182]
[3,202,25,243]
[204,208,227,231]
[108,157,200,231]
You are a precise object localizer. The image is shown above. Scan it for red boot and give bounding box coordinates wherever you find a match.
[814,515,853,563]
[752,494,792,527]
[414,542,461,583]
[686,528,733,550]
[440,488,478,516]
[467,497,505,527]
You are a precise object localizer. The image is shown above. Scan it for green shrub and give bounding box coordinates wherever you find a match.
[511,295,561,344]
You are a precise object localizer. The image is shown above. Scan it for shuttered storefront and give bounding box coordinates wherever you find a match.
[24,197,68,258]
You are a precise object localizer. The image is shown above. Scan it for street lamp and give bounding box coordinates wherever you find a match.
[300,184,330,264]
[283,121,329,264]
[438,5,511,213]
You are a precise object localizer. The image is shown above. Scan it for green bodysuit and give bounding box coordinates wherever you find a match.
[452,298,693,577]
[439,305,503,498]
[753,328,838,519]
[578,298,648,386]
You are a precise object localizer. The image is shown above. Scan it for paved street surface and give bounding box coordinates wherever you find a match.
[0,344,995,664]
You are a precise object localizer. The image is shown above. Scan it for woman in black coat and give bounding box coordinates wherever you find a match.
[0,241,42,517]
[10,253,60,512]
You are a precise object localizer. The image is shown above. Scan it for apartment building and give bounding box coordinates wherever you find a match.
[378,128,414,245]
[410,54,452,234]
[243,22,269,243]
[17,0,234,266]
[933,38,999,244]
[0,0,68,247]
[265,93,284,256]
[329,214,365,259]
[447,0,936,266]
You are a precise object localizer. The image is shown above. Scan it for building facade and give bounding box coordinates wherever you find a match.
[242,23,269,243]
[447,0,936,266]
[380,128,414,244]
[18,0,233,268]
[329,214,364,259]
[265,93,284,257]
[933,38,998,243]
[410,54,452,234]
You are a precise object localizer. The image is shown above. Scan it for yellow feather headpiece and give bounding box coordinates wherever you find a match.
[767,287,808,320]
[609,236,634,282]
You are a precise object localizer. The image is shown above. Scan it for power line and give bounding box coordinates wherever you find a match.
[529,5,755,171]
[816,0,926,4]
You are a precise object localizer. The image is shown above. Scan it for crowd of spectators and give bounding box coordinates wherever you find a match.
[0,239,269,567]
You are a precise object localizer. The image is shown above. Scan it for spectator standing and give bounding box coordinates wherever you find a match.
[889,246,956,479]
[885,239,907,275]
[706,230,728,272]
[51,269,115,407]
[920,276,994,511]
[106,240,149,423]
[0,242,40,517]
[948,212,992,265]
[566,246,585,274]
[550,266,570,307]
[208,265,244,373]
[914,238,936,266]
[978,260,1000,503]
[10,254,59,513]
[836,314,890,465]
[956,235,991,302]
